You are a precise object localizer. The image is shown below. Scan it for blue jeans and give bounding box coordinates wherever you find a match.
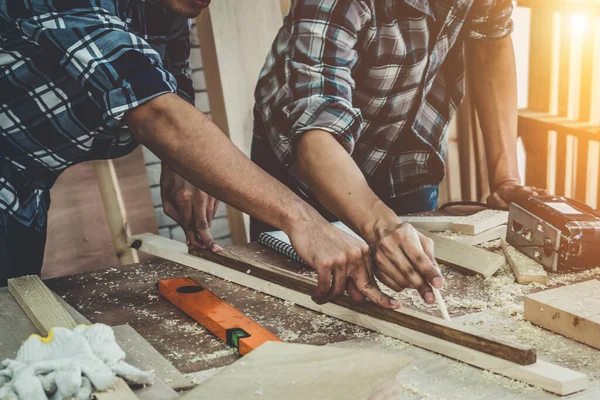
[249,134,438,241]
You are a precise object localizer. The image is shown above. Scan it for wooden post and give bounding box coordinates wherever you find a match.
[93,160,139,264]
[195,1,284,244]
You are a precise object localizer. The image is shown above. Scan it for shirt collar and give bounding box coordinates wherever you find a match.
[402,0,436,21]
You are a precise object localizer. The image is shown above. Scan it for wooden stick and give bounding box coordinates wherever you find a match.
[129,234,588,395]
[450,210,508,236]
[446,225,507,247]
[418,230,505,278]
[131,234,532,364]
[501,239,548,285]
[8,276,138,399]
[93,160,139,265]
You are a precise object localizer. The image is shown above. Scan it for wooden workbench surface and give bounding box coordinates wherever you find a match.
[41,207,600,398]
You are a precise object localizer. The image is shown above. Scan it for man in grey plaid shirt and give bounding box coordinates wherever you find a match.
[252,0,548,305]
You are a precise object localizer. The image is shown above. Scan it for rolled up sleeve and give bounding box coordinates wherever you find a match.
[4,0,178,128]
[271,0,371,155]
[465,0,514,40]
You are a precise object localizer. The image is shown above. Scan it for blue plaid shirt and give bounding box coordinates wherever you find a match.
[254,0,514,199]
[0,0,195,231]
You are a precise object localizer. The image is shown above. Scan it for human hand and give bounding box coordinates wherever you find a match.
[370,220,443,305]
[487,180,549,209]
[286,218,400,309]
[161,164,223,252]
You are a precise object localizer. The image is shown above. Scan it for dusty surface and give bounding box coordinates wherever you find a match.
[45,236,600,398]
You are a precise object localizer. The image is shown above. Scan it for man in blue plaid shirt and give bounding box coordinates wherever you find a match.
[0,0,413,309]
[252,0,548,305]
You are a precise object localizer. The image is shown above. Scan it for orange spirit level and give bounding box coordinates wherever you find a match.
[157,277,282,355]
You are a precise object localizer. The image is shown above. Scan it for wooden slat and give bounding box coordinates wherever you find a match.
[555,133,568,196]
[130,234,533,365]
[521,6,554,190]
[579,24,595,122]
[519,110,600,139]
[575,137,590,201]
[93,160,139,265]
[500,240,548,285]
[517,0,600,16]
[130,233,589,396]
[8,276,138,399]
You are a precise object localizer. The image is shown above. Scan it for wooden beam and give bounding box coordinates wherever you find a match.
[500,240,548,285]
[8,276,138,399]
[93,160,139,265]
[518,110,600,140]
[398,216,463,232]
[418,230,505,278]
[524,280,600,350]
[130,233,588,395]
[517,0,600,16]
[449,210,508,236]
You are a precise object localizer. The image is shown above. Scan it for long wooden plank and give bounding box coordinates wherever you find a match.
[131,235,531,363]
[524,280,600,351]
[445,225,507,247]
[500,240,548,285]
[449,210,508,236]
[129,233,588,395]
[418,230,505,278]
[7,276,138,400]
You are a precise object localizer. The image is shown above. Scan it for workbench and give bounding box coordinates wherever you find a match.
[3,208,600,398]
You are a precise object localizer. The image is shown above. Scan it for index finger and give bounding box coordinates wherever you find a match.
[400,230,443,288]
[354,255,400,309]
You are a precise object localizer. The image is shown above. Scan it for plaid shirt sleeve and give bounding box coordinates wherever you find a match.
[464,0,514,40]
[274,0,371,154]
[166,19,195,106]
[0,0,178,128]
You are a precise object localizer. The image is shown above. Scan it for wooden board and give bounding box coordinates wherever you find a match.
[398,215,463,232]
[44,147,157,278]
[418,230,505,278]
[524,280,600,350]
[501,240,548,285]
[7,276,138,399]
[130,233,588,395]
[447,225,507,246]
[113,325,192,391]
[450,210,509,236]
[131,233,535,365]
[180,341,411,400]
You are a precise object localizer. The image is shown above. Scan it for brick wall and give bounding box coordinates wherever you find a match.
[141,21,232,247]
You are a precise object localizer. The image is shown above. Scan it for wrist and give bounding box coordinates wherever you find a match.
[358,200,399,243]
[491,177,521,191]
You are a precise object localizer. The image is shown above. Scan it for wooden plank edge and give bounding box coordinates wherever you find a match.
[129,233,589,395]
[8,276,139,399]
[451,225,507,247]
[201,247,535,365]
[524,296,600,351]
[500,240,548,285]
[450,211,508,236]
[419,231,505,278]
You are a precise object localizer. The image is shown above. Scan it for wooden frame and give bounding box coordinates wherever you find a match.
[130,233,588,395]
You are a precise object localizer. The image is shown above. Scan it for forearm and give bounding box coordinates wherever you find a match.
[296,130,397,243]
[125,93,316,234]
[466,36,520,189]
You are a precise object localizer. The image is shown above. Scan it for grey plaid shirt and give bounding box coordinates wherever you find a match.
[254,0,514,198]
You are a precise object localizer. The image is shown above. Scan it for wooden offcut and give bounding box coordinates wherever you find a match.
[450,210,509,236]
[130,233,589,395]
[524,280,600,350]
[180,341,411,400]
[445,224,507,246]
[418,230,505,278]
[501,239,548,285]
[7,276,138,400]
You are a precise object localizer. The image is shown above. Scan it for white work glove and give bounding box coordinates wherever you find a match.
[0,324,154,400]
